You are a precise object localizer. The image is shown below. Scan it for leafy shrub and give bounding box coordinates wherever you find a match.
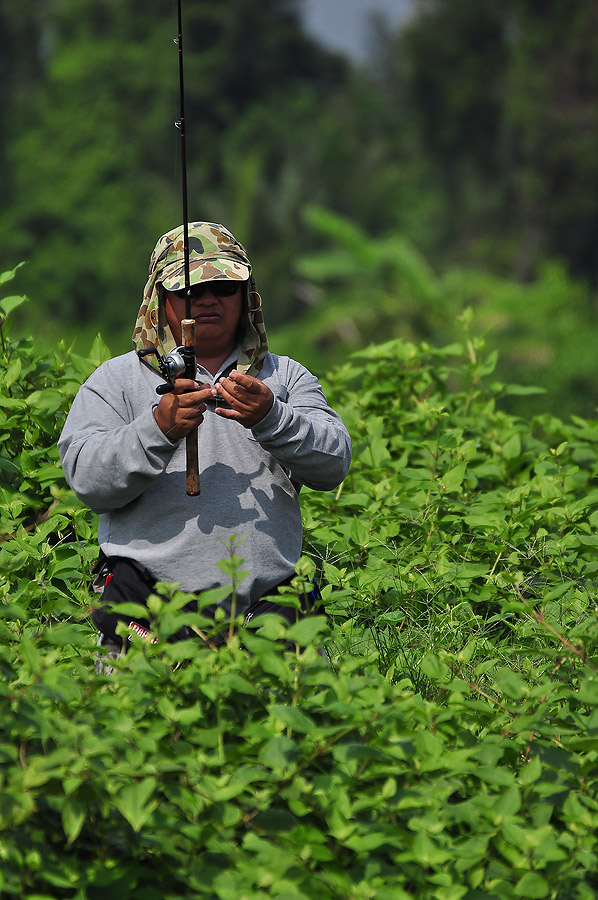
[304,323,598,684]
[0,265,108,618]
[2,268,598,898]
[2,591,598,899]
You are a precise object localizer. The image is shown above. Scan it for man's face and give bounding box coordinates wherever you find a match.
[163,281,244,359]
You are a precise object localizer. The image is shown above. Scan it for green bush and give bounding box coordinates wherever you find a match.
[2,603,598,900]
[305,325,598,683]
[2,268,598,898]
[0,265,108,619]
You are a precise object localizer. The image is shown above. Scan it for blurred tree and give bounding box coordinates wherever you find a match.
[373,0,598,285]
[273,205,598,418]
[1,0,596,426]
[0,0,348,349]
[502,0,598,283]
[1,0,178,345]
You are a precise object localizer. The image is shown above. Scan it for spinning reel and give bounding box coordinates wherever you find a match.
[138,345,231,409]
[138,345,194,395]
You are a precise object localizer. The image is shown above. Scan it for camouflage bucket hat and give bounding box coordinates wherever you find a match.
[157,222,251,289]
[133,222,268,377]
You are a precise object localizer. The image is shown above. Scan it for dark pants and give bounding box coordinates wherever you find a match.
[92,552,320,651]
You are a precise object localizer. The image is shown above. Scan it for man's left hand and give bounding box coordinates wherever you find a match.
[213,370,274,428]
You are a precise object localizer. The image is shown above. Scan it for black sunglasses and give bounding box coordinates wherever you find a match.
[169,280,243,300]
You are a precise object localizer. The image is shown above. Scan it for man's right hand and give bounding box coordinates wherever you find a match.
[154,379,213,441]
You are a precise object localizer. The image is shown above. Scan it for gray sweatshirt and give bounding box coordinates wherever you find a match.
[58,350,351,612]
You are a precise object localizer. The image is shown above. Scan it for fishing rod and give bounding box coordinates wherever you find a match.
[137,1,199,493]
[175,0,200,496]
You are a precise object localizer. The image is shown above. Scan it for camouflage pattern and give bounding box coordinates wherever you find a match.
[132,222,269,377]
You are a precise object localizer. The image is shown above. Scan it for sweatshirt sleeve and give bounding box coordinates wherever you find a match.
[57,359,178,513]
[250,358,352,491]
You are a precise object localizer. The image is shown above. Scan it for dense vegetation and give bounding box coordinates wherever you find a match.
[1,0,597,415]
[2,264,598,898]
[1,2,597,894]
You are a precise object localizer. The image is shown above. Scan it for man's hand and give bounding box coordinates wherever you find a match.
[213,370,274,428]
[154,379,213,441]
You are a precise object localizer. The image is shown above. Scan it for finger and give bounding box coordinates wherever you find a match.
[218,379,272,415]
[180,398,208,414]
[155,400,206,438]
[214,405,261,428]
[213,406,240,421]
[176,385,213,404]
[179,404,207,429]
[187,408,207,425]
[219,374,261,401]
[172,376,211,390]
[215,379,244,406]
[229,370,257,384]
[229,370,263,392]
[170,380,197,397]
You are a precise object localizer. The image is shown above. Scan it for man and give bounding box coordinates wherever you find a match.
[58,222,352,656]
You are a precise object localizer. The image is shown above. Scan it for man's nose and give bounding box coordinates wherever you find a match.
[192,291,217,304]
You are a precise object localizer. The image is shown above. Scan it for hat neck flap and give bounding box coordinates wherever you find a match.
[133,222,268,378]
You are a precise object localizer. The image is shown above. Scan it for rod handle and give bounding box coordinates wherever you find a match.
[181,318,200,496]
[185,432,200,495]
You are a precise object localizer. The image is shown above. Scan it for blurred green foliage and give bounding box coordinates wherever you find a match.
[273,207,598,418]
[0,0,596,415]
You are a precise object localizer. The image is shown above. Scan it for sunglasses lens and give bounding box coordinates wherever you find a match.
[213,281,241,297]
[170,281,242,299]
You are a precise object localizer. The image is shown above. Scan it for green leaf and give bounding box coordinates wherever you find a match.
[0,261,26,285]
[44,624,90,647]
[410,831,450,865]
[104,601,150,620]
[476,767,515,787]
[365,435,391,468]
[494,668,527,700]
[344,829,395,852]
[61,798,86,844]
[441,463,467,492]
[250,808,298,834]
[269,705,315,734]
[502,433,522,460]
[494,786,521,818]
[0,456,19,476]
[464,513,508,532]
[0,294,28,318]
[420,653,450,680]
[519,755,542,785]
[285,615,329,645]
[87,333,112,367]
[577,679,598,705]
[457,639,477,664]
[259,736,300,771]
[514,872,550,898]
[501,384,546,396]
[116,778,158,832]
[350,515,370,546]
[0,602,29,621]
[4,357,22,388]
